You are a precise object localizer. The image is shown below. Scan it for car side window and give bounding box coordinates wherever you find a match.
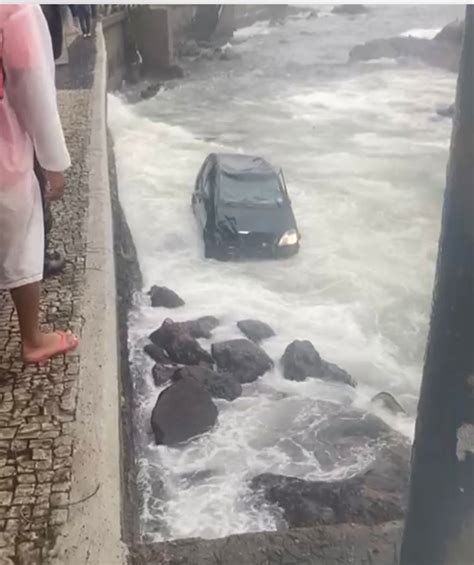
[202,162,214,199]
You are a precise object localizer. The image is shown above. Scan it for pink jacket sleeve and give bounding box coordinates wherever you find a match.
[3,5,70,172]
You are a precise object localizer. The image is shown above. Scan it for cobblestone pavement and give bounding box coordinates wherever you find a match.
[0,38,95,564]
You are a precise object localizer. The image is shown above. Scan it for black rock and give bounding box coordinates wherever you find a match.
[150,316,219,344]
[371,392,406,415]
[149,318,214,366]
[174,366,242,401]
[320,360,357,388]
[219,47,240,61]
[148,286,185,308]
[237,320,276,343]
[332,4,369,15]
[152,364,178,387]
[140,83,162,100]
[211,339,274,384]
[349,36,461,73]
[281,340,356,387]
[151,378,218,446]
[178,39,201,57]
[187,316,220,339]
[251,434,409,528]
[434,20,464,45]
[144,343,170,364]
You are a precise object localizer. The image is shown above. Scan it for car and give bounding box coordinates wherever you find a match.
[192,153,301,260]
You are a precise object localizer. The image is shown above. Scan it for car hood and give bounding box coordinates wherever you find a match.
[216,203,297,236]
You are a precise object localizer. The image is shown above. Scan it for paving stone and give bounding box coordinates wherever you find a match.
[0,480,13,492]
[50,509,68,527]
[0,430,16,441]
[0,493,12,507]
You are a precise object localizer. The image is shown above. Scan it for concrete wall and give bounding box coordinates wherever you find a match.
[129,6,174,71]
[168,4,195,42]
[102,11,127,90]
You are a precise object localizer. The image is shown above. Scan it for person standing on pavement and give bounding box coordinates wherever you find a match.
[0,4,79,363]
[75,4,92,38]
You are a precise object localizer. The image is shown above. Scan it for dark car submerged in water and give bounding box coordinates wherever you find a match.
[192,153,301,260]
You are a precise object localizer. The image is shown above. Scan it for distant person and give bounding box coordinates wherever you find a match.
[75,4,92,38]
[0,4,79,363]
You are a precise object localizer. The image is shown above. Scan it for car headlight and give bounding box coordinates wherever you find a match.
[278,229,299,247]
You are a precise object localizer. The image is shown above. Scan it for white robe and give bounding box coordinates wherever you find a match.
[0,4,70,290]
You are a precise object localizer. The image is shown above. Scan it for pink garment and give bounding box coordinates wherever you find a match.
[0,4,70,289]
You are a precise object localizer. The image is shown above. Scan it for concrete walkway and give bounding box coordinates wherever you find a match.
[0,27,125,565]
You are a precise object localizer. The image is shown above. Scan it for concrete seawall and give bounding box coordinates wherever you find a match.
[52,23,126,565]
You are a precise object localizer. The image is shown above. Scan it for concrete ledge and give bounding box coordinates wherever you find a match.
[52,23,127,565]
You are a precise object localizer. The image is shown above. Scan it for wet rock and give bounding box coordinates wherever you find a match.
[144,343,170,364]
[140,83,162,100]
[150,318,214,366]
[178,39,201,58]
[219,46,240,61]
[151,378,218,445]
[434,20,464,45]
[150,316,219,344]
[237,319,276,343]
[174,366,242,401]
[371,392,406,415]
[349,36,461,73]
[281,340,356,387]
[188,316,220,339]
[308,404,403,471]
[251,434,409,528]
[211,339,274,384]
[436,103,455,118]
[152,364,178,387]
[148,286,185,308]
[164,64,185,79]
[332,5,369,16]
[317,409,394,444]
[197,47,215,61]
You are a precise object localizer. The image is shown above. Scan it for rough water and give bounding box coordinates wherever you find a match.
[108,4,463,542]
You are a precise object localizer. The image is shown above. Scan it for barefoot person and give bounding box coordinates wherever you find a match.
[0,4,78,363]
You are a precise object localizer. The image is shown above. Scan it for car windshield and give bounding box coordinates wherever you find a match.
[219,172,284,206]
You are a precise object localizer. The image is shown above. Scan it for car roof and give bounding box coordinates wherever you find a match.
[211,153,278,177]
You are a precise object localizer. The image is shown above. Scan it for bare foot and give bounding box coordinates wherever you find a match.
[22,331,79,364]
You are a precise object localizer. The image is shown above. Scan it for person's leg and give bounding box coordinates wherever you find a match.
[33,156,48,263]
[85,10,91,36]
[34,156,65,277]
[10,282,78,361]
[77,8,87,36]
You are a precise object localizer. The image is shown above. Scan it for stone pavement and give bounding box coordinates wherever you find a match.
[0,37,96,564]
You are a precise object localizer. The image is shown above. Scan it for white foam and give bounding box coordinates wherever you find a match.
[233,20,272,40]
[399,27,441,39]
